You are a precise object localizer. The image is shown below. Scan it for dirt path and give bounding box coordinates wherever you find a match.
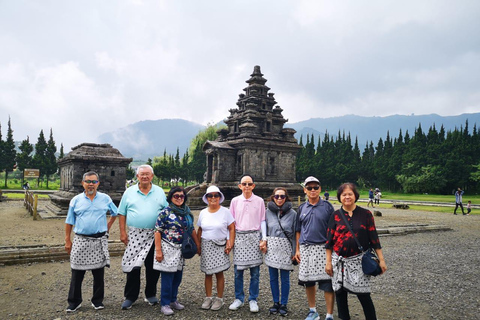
[1,200,479,319]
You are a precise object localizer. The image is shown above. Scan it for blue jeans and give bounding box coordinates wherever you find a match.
[234,265,260,301]
[268,267,290,305]
[160,270,183,306]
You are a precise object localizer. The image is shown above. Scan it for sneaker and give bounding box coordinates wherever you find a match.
[201,297,213,310]
[326,316,334,320]
[144,296,159,306]
[210,297,224,311]
[66,303,81,313]
[269,302,280,314]
[121,299,134,310]
[249,300,259,313]
[279,304,288,316]
[91,302,104,310]
[161,305,174,316]
[305,310,320,320]
[229,299,244,310]
[170,300,185,310]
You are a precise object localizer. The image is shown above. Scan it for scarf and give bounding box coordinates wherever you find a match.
[267,201,293,216]
[169,203,194,232]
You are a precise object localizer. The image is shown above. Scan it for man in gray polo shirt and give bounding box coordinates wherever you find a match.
[294,176,335,320]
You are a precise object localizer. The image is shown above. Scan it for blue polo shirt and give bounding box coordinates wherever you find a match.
[296,199,334,245]
[65,191,118,235]
[118,183,168,229]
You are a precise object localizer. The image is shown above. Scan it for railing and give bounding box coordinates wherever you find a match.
[24,190,38,220]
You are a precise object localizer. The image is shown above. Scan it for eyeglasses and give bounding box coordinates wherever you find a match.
[172,194,185,200]
[305,186,320,191]
[241,182,254,186]
[206,193,221,198]
[84,180,99,184]
[274,194,286,200]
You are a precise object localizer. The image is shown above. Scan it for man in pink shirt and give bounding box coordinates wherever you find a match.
[228,175,266,313]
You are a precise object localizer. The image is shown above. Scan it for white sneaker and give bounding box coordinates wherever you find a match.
[229,299,244,310]
[201,297,213,310]
[249,300,259,313]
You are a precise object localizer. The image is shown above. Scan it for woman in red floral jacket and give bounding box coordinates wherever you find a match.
[325,183,387,320]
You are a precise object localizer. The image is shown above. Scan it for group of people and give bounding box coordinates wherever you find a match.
[367,188,381,207]
[64,165,387,320]
[453,187,472,215]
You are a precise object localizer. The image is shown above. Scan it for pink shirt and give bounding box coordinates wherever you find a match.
[230,193,266,231]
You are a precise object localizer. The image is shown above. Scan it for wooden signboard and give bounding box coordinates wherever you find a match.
[24,169,40,178]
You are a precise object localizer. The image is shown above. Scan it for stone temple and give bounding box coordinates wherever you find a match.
[188,66,303,205]
[49,143,132,213]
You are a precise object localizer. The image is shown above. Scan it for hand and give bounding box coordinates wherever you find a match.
[259,240,267,253]
[155,250,164,262]
[225,239,233,255]
[65,239,72,254]
[325,261,333,277]
[294,251,301,264]
[120,232,128,246]
[379,260,387,274]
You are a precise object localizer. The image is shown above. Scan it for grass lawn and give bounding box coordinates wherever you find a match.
[360,191,480,203]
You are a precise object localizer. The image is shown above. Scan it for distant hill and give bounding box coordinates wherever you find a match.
[97,113,480,160]
[96,119,204,160]
[287,113,480,149]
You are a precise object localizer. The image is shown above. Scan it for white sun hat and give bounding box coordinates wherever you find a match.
[202,185,225,204]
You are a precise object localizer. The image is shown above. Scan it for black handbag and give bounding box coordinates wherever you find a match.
[339,208,382,276]
[181,215,197,259]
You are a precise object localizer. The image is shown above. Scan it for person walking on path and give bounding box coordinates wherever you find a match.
[454,188,465,215]
[467,201,472,215]
[118,164,168,310]
[295,176,335,320]
[264,187,297,316]
[228,174,266,313]
[367,189,374,208]
[64,171,118,313]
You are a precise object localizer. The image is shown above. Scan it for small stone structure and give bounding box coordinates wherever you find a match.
[49,143,132,213]
[188,66,303,205]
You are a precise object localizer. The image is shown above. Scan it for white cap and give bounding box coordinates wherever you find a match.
[202,185,225,204]
[304,176,320,185]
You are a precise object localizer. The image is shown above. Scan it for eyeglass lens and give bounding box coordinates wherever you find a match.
[173,194,185,199]
[241,182,254,186]
[274,195,286,199]
[84,180,98,184]
[306,186,320,191]
[206,193,220,198]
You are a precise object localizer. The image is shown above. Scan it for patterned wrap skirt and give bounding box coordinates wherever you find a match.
[200,239,231,275]
[264,236,294,271]
[153,240,184,272]
[233,230,263,270]
[121,227,154,273]
[298,243,331,282]
[331,252,371,293]
[70,234,110,270]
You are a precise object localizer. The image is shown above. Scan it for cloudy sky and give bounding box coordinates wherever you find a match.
[1,0,479,151]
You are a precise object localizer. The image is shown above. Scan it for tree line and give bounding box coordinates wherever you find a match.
[296,120,480,194]
[0,117,62,188]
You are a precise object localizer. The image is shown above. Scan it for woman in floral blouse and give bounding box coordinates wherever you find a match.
[154,187,200,316]
[325,183,387,320]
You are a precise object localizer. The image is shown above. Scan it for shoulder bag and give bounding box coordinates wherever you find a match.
[180,215,197,259]
[339,208,382,276]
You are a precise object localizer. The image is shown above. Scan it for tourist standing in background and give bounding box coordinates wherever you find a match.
[374,188,381,206]
[118,164,168,310]
[295,176,335,320]
[264,187,297,316]
[325,182,387,320]
[65,171,118,312]
[324,190,330,201]
[367,189,374,208]
[229,174,266,313]
[454,187,465,215]
[198,186,235,311]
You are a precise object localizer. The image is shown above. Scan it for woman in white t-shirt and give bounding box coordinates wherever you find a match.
[197,186,235,311]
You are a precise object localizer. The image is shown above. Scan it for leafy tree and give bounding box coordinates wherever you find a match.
[32,130,48,185]
[59,143,65,159]
[1,117,17,187]
[16,136,34,184]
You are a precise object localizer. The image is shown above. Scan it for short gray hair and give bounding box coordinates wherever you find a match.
[136,164,154,175]
[83,171,99,181]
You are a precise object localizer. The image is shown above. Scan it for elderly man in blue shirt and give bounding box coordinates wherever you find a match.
[119,164,168,310]
[65,171,118,313]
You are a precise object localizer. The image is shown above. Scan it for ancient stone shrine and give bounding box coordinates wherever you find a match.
[188,66,303,204]
[49,143,132,213]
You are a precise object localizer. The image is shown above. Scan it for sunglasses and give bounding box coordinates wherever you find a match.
[241,182,254,186]
[206,193,221,198]
[172,194,185,199]
[84,180,99,184]
[274,194,286,200]
[306,186,320,191]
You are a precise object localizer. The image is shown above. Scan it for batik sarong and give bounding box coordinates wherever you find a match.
[233,230,263,270]
[153,239,183,272]
[298,243,331,282]
[70,234,109,270]
[121,227,154,273]
[331,252,371,293]
[264,236,294,271]
[200,239,230,275]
